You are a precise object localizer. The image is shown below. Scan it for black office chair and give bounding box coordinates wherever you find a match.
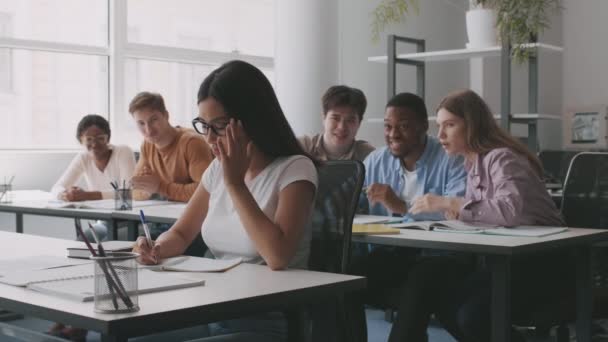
[537,150,579,186]
[517,152,608,341]
[286,160,365,342]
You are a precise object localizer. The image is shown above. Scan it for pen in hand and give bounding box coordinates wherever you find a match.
[138,210,157,264]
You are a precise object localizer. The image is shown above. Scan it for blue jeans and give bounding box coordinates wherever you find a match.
[185,312,287,342]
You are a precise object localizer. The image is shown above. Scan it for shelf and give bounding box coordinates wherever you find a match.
[366,113,562,123]
[368,43,563,63]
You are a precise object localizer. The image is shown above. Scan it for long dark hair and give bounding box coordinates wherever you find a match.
[437,89,543,177]
[197,60,318,164]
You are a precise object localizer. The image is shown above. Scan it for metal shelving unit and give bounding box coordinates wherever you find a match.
[368,34,563,152]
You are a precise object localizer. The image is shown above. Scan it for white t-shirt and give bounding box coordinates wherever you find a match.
[51,144,136,199]
[201,155,318,269]
[401,167,419,208]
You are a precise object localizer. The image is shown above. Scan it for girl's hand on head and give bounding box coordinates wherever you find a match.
[218,119,253,188]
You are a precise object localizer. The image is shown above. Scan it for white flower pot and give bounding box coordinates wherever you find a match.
[465,8,497,48]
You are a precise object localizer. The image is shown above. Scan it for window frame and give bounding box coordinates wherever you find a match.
[0,0,274,151]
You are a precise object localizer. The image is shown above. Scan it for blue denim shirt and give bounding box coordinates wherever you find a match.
[361,135,467,221]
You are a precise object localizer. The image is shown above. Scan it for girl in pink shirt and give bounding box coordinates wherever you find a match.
[389,90,569,342]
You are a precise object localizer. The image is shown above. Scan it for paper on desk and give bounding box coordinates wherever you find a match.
[0,255,90,276]
[144,256,242,272]
[352,215,402,225]
[47,199,174,210]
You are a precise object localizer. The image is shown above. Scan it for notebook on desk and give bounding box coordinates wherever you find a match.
[142,256,242,272]
[67,241,135,259]
[0,263,205,302]
[389,220,494,233]
[352,224,401,235]
[389,220,569,237]
[352,215,403,225]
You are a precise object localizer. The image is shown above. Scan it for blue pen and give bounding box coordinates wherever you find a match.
[139,210,154,249]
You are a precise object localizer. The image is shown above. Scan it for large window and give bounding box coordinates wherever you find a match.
[0,0,274,150]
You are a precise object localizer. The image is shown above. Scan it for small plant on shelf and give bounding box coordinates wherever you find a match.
[371,0,562,63]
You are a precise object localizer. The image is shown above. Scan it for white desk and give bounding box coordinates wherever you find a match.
[0,191,183,240]
[0,231,365,342]
[353,228,608,342]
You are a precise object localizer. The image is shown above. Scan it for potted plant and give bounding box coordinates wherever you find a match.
[371,0,562,63]
[370,0,419,42]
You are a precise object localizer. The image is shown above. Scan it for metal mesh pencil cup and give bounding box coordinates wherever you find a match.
[114,188,133,210]
[0,183,12,203]
[90,252,140,313]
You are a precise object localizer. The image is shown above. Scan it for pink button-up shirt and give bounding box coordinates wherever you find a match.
[459,147,565,227]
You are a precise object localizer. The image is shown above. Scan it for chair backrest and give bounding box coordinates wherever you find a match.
[538,149,579,184]
[308,160,365,274]
[561,152,608,229]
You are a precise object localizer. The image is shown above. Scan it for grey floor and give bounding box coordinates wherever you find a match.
[4,309,602,342]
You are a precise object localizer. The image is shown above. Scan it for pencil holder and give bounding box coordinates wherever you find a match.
[114,188,132,210]
[91,252,139,313]
[0,183,12,203]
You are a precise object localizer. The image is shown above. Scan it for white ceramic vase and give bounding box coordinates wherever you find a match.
[465,8,497,48]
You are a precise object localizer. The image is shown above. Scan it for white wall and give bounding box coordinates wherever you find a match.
[562,0,608,119]
[338,0,470,147]
[0,151,79,239]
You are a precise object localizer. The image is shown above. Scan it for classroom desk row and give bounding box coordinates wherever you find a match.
[353,228,608,342]
[2,190,608,342]
[0,231,364,342]
[0,190,186,240]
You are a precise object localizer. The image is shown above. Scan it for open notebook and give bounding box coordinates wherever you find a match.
[142,256,243,272]
[0,263,205,302]
[388,220,568,237]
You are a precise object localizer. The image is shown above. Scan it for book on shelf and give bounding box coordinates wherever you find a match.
[0,263,205,302]
[67,241,135,259]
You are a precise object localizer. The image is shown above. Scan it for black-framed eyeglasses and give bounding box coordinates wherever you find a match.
[192,117,228,136]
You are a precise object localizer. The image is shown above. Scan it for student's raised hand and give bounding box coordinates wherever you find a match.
[366,183,407,215]
[133,236,160,265]
[217,119,252,188]
[131,173,161,194]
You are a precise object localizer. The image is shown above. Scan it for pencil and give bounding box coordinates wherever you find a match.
[87,223,133,308]
[77,220,132,308]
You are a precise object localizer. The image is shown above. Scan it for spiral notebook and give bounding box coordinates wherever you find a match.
[0,263,205,302]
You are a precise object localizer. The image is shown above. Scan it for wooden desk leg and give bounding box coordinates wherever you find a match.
[101,334,127,342]
[15,213,23,233]
[576,246,592,342]
[488,255,511,342]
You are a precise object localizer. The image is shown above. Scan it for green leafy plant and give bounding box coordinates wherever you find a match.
[485,0,561,63]
[371,0,561,64]
[370,0,419,42]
